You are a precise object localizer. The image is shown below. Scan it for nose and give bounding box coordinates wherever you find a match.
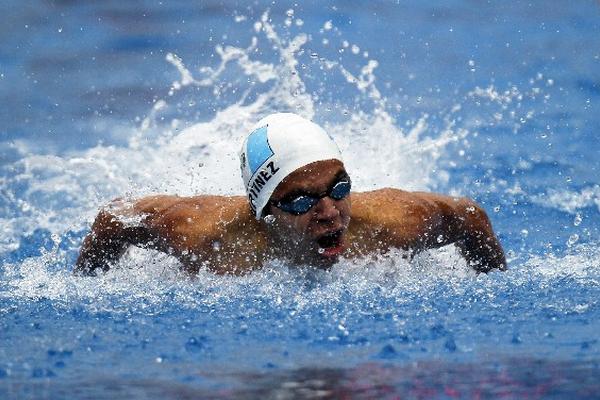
[314,196,340,222]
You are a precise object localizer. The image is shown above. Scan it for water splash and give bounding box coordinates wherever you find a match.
[0,10,591,313]
[0,11,455,254]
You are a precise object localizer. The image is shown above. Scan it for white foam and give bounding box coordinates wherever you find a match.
[531,185,600,214]
[1,243,474,310]
[5,237,598,316]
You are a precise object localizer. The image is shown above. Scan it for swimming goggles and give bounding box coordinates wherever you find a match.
[272,178,351,215]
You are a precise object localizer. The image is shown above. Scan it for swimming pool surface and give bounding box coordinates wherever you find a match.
[1,1,600,398]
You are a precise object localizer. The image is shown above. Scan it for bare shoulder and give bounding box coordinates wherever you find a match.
[131,194,251,231]
[132,194,265,273]
[350,188,443,222]
[351,188,476,219]
[348,188,471,250]
[133,194,243,214]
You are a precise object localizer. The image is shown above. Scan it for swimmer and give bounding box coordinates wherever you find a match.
[75,113,506,275]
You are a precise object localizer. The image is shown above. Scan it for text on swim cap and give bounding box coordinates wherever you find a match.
[247,161,280,214]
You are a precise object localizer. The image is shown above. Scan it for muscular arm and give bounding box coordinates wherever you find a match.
[353,189,506,272]
[75,195,264,276]
[74,197,170,276]
[414,192,507,272]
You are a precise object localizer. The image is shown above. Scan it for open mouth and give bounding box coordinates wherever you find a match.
[316,230,344,257]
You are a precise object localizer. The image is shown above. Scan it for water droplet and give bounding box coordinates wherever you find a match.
[436,235,444,243]
[494,206,500,212]
[263,214,276,224]
[21,202,31,212]
[51,233,61,245]
[573,213,582,226]
[318,247,325,254]
[212,241,222,251]
[567,234,579,247]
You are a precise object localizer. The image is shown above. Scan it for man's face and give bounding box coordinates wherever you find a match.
[266,159,351,267]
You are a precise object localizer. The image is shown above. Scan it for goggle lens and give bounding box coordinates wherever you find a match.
[329,180,351,200]
[274,179,351,215]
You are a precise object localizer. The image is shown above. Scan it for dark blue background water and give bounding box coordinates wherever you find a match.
[1,1,600,398]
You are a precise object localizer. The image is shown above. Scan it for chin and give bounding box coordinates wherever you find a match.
[290,230,347,268]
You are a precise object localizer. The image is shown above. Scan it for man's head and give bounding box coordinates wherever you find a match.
[239,113,351,266]
[267,159,352,266]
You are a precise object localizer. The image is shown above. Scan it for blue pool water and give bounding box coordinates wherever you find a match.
[1,1,600,398]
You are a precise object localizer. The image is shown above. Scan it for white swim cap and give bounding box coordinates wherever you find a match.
[240,113,343,219]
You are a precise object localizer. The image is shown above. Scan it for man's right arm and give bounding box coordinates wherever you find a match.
[74,198,162,276]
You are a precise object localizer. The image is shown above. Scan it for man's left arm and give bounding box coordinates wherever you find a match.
[419,193,507,272]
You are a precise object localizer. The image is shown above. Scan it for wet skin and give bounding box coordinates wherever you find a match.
[267,160,352,268]
[75,160,506,275]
